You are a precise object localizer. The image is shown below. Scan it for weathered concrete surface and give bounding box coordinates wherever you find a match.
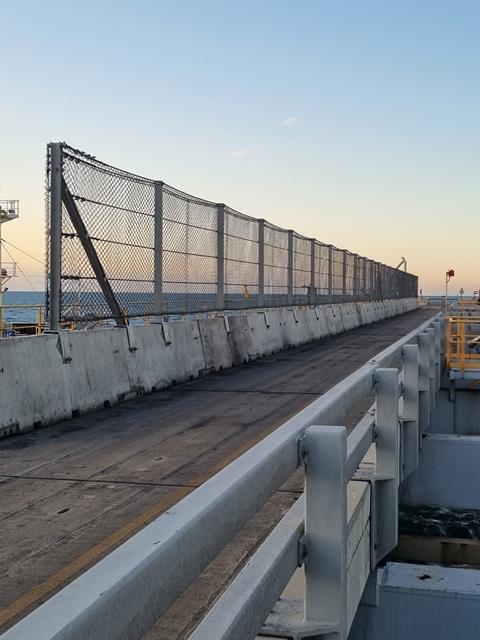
[0,298,417,438]
[0,307,435,636]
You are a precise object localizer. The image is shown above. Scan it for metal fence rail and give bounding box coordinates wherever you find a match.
[4,314,441,640]
[46,142,418,327]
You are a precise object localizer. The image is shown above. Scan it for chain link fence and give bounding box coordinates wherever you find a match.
[46,143,418,325]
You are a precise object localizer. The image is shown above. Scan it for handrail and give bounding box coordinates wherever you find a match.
[0,304,44,336]
[3,313,441,640]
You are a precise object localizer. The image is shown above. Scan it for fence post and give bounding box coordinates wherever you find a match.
[310,239,316,305]
[153,181,164,315]
[328,246,333,302]
[373,368,399,564]
[353,255,358,299]
[216,204,225,310]
[362,258,367,299]
[49,142,62,331]
[401,345,420,479]
[368,260,376,300]
[258,219,265,308]
[304,425,347,638]
[287,230,294,305]
[342,251,347,299]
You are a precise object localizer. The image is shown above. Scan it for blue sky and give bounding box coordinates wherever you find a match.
[1,0,479,293]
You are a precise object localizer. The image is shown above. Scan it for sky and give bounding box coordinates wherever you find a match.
[1,0,479,294]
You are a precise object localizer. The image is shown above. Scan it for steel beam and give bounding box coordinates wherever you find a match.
[61,179,126,326]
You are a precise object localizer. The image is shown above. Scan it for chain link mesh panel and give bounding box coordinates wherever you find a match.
[293,233,311,304]
[162,184,218,314]
[315,242,330,297]
[264,222,289,306]
[46,143,418,324]
[224,207,259,308]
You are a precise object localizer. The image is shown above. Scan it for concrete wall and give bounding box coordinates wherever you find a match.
[0,298,417,438]
[400,433,480,510]
[430,389,480,435]
[350,562,480,640]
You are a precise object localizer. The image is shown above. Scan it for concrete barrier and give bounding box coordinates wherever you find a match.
[0,298,417,437]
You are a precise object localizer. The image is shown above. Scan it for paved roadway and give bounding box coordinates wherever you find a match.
[0,307,437,637]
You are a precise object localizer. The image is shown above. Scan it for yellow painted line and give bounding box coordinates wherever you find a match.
[0,415,296,631]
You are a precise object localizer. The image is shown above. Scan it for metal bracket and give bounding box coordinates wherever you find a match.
[297,435,307,465]
[46,330,72,364]
[260,598,340,639]
[161,322,172,346]
[297,535,307,567]
[125,325,137,352]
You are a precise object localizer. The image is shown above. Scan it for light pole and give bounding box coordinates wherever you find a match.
[445,269,455,312]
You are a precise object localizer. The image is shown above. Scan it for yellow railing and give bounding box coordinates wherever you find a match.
[0,304,44,336]
[445,316,480,373]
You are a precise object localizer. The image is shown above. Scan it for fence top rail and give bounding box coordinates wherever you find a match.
[54,142,417,278]
[4,312,439,640]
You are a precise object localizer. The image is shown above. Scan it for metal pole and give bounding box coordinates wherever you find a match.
[49,142,62,331]
[309,239,316,305]
[304,424,347,637]
[216,204,225,310]
[362,257,367,300]
[258,219,265,308]
[287,230,294,305]
[353,255,358,299]
[342,251,347,299]
[153,181,164,316]
[328,245,333,302]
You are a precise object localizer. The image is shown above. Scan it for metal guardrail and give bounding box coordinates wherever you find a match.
[3,314,442,640]
[445,316,480,379]
[0,304,44,335]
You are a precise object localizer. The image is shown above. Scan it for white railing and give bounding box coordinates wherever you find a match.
[4,314,442,640]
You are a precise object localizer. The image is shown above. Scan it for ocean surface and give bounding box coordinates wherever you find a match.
[2,291,46,324]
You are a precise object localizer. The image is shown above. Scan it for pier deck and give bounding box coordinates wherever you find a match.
[0,307,436,636]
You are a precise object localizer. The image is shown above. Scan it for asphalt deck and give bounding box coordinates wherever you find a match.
[0,306,437,637]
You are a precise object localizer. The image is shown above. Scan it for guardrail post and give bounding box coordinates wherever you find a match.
[401,345,419,479]
[425,328,436,411]
[49,142,62,330]
[373,368,399,565]
[153,181,164,315]
[310,239,316,305]
[328,246,333,302]
[432,320,442,390]
[304,425,347,638]
[418,332,432,441]
[258,219,265,307]
[216,204,225,310]
[288,230,294,305]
